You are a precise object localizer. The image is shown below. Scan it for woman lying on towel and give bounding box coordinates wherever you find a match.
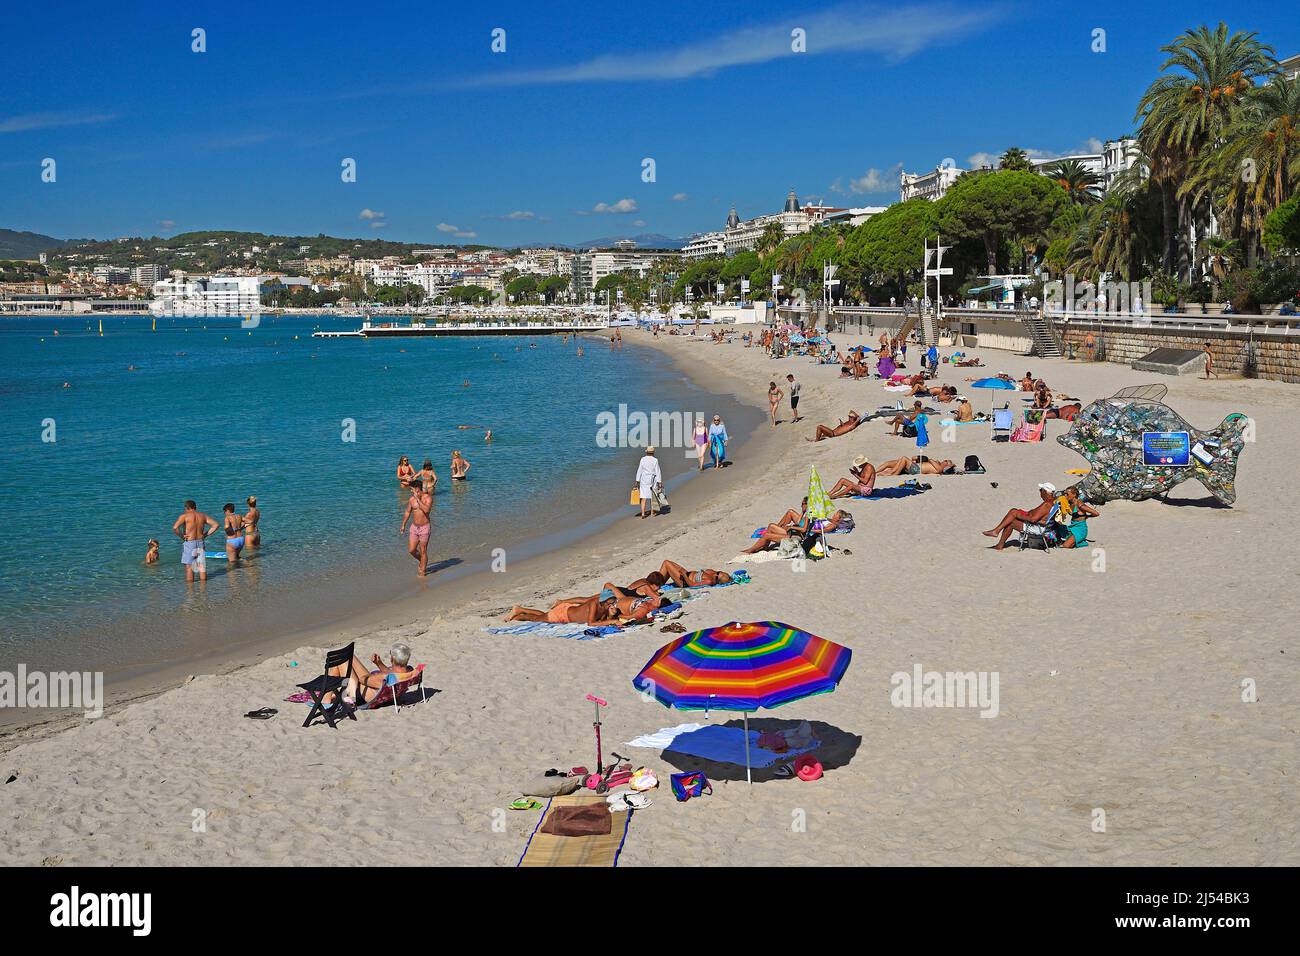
[743,499,848,553]
[653,559,733,588]
[828,455,876,499]
[504,588,662,625]
[877,455,957,476]
[325,643,417,706]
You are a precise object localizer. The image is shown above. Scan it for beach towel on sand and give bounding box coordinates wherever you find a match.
[851,486,926,500]
[664,724,821,769]
[517,795,632,868]
[625,722,706,749]
[486,602,683,640]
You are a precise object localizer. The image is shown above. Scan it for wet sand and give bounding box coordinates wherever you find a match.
[1,329,1296,866]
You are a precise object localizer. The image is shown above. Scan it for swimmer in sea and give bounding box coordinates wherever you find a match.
[223,503,246,565]
[243,495,261,548]
[417,459,438,494]
[450,450,470,480]
[144,539,160,564]
[484,429,493,443]
[396,455,415,486]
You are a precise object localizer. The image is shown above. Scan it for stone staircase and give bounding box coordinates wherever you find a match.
[1021,311,1063,357]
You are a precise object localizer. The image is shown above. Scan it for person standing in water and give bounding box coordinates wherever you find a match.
[451,450,471,480]
[401,482,433,577]
[222,503,245,566]
[396,455,415,486]
[243,495,261,548]
[172,500,218,584]
[418,459,438,494]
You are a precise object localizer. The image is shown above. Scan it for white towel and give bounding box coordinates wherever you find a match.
[625,722,705,749]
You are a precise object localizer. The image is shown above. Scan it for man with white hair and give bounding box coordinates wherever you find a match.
[635,446,663,519]
[981,482,1060,551]
[325,643,416,707]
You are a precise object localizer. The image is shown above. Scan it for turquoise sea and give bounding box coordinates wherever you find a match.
[0,314,751,672]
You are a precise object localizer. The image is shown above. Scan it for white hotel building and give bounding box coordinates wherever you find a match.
[681,190,883,261]
[150,275,271,315]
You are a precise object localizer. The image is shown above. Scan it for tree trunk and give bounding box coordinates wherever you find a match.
[984,234,997,277]
[1161,185,1176,275]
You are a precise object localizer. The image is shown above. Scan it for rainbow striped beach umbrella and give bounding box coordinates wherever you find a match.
[632,621,852,783]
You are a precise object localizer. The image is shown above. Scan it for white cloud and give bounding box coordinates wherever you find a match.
[0,111,119,134]
[832,164,903,195]
[157,219,176,230]
[580,198,639,216]
[671,192,688,201]
[967,152,997,168]
[632,220,646,227]
[968,140,1108,169]
[496,210,538,220]
[370,221,387,229]
[359,208,385,220]
[454,4,1000,88]
[437,222,477,238]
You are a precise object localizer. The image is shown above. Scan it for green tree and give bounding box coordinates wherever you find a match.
[998,147,1033,172]
[1262,195,1300,253]
[936,170,1066,277]
[1043,159,1101,205]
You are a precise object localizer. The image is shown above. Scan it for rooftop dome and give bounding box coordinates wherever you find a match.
[726,206,740,228]
[784,188,800,213]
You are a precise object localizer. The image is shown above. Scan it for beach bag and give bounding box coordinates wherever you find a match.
[629,486,641,506]
[670,770,713,802]
[901,423,917,438]
[652,483,669,508]
[964,454,985,473]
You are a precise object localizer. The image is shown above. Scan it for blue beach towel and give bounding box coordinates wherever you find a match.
[664,724,821,769]
[851,486,926,500]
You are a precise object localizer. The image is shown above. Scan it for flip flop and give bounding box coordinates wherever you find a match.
[509,798,544,811]
[243,708,277,720]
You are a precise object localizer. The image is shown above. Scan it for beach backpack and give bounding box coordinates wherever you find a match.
[963,455,985,473]
[670,770,713,802]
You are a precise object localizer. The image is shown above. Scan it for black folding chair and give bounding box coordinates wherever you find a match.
[297,642,360,729]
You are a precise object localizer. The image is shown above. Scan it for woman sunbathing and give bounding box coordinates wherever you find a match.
[655,560,733,587]
[829,456,876,498]
[505,588,661,625]
[876,455,956,476]
[325,643,417,706]
[743,500,811,553]
[953,355,984,367]
[806,411,862,442]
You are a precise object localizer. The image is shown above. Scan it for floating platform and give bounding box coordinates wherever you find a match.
[1131,347,1207,377]
[313,321,606,339]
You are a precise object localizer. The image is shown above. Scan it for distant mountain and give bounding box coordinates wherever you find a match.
[570,233,688,250]
[0,229,76,260]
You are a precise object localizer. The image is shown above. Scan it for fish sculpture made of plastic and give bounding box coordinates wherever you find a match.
[1058,392,1248,505]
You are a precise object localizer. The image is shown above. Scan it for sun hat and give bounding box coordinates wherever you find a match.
[852,454,870,469]
[645,446,656,454]
[1038,481,1057,493]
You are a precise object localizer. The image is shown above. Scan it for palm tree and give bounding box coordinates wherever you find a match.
[1200,235,1239,297]
[1135,22,1278,278]
[1044,159,1101,205]
[757,222,784,259]
[998,147,1033,172]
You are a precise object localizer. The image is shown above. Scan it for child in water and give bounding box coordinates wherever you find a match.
[144,539,160,564]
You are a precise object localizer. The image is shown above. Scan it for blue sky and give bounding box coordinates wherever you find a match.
[3,0,1297,247]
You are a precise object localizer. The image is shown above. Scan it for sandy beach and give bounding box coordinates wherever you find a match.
[2,329,1296,867]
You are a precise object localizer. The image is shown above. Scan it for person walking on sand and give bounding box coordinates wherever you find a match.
[708,415,729,469]
[691,416,709,471]
[767,381,783,428]
[787,373,802,423]
[1203,342,1218,379]
[172,500,218,584]
[401,482,433,577]
[635,446,663,519]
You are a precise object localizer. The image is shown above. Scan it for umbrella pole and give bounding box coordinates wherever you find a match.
[744,712,752,785]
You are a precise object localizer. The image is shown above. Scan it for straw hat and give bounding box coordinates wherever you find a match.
[645,446,656,454]
[851,454,870,469]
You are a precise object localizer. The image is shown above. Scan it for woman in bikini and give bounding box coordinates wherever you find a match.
[767,381,784,428]
[829,456,876,498]
[222,503,245,565]
[877,455,956,476]
[418,459,438,494]
[243,495,261,548]
[691,417,709,471]
[396,455,415,486]
[450,450,471,480]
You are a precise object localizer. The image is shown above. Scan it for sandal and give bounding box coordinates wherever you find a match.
[244,707,277,720]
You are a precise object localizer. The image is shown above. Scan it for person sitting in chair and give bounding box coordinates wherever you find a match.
[326,642,417,706]
[981,482,1058,550]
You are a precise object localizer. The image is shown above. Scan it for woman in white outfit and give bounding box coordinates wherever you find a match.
[635,446,663,519]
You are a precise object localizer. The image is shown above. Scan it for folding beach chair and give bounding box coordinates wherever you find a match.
[354,664,426,715]
[1011,412,1047,443]
[1018,502,1061,551]
[991,406,1014,441]
[296,642,360,729]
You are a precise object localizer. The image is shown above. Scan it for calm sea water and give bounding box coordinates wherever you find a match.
[0,314,744,671]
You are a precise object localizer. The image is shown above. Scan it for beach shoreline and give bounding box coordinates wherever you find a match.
[0,330,773,748]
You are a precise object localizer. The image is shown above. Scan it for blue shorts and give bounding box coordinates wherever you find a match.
[181,540,204,565]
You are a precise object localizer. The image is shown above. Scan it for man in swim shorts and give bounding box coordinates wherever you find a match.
[401,482,433,577]
[172,500,218,584]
